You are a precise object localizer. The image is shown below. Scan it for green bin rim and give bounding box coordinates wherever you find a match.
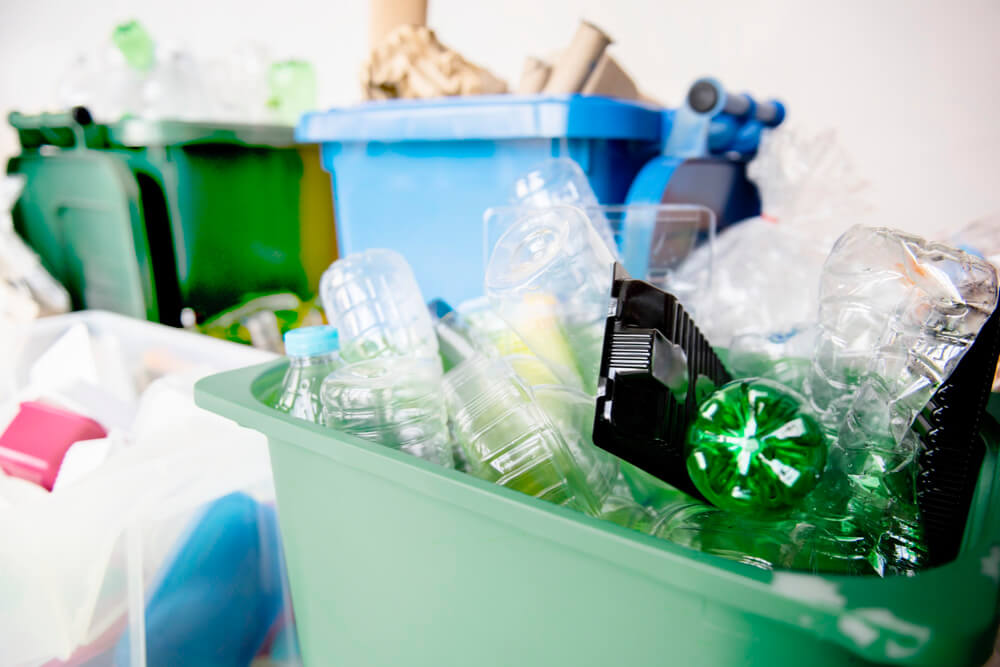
[107,118,296,148]
[195,361,1000,666]
[9,110,298,148]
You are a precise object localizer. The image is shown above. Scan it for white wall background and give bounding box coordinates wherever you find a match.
[1,0,998,238]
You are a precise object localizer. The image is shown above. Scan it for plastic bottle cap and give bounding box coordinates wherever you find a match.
[283,326,340,357]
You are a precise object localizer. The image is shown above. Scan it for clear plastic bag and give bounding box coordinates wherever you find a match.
[674,127,869,346]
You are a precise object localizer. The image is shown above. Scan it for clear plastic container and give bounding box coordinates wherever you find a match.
[598,204,715,314]
[319,249,439,364]
[483,205,614,394]
[321,356,453,468]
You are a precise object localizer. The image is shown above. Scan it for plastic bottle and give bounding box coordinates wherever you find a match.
[803,225,999,574]
[442,354,604,515]
[320,249,439,365]
[485,205,614,394]
[686,378,827,516]
[321,356,453,468]
[274,326,341,424]
[511,158,619,259]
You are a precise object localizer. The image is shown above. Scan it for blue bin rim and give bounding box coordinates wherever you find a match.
[296,94,664,143]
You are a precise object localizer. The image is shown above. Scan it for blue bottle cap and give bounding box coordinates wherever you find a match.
[283,326,339,357]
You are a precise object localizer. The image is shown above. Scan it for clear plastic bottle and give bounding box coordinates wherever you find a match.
[803,225,999,573]
[320,249,439,364]
[275,326,341,424]
[442,355,605,515]
[511,158,618,259]
[484,205,614,395]
[321,356,453,468]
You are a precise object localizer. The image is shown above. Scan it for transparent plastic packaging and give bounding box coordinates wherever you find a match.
[320,249,439,365]
[599,204,715,316]
[322,357,453,468]
[672,127,869,345]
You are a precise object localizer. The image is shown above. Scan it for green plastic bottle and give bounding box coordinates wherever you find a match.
[686,378,828,516]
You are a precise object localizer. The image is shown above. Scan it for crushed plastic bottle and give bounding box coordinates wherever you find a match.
[274,326,341,424]
[321,356,453,467]
[809,225,998,437]
[320,249,440,365]
[801,225,999,574]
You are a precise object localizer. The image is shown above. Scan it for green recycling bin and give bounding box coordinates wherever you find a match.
[6,109,337,325]
[195,362,1000,667]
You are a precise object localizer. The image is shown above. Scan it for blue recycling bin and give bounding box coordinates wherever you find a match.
[297,95,664,305]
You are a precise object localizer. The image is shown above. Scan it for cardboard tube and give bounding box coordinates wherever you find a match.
[517,57,552,94]
[543,21,612,94]
[580,54,639,100]
[369,0,428,50]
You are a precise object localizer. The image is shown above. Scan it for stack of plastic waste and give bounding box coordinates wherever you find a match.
[58,20,316,125]
[0,312,300,666]
[274,153,1000,581]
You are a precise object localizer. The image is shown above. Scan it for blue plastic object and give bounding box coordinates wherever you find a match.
[114,493,289,666]
[284,325,339,357]
[627,78,786,231]
[298,95,663,305]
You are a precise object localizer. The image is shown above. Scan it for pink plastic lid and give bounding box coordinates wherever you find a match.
[0,401,107,491]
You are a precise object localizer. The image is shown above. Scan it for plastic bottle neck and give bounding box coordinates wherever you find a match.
[288,350,340,368]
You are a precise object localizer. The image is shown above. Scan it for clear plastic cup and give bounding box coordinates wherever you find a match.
[484,205,614,394]
[321,356,453,467]
[442,355,603,515]
[320,249,439,364]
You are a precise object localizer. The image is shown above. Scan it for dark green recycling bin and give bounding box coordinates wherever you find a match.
[6,109,337,325]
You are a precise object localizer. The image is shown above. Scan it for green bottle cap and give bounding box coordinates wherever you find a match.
[686,378,827,515]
